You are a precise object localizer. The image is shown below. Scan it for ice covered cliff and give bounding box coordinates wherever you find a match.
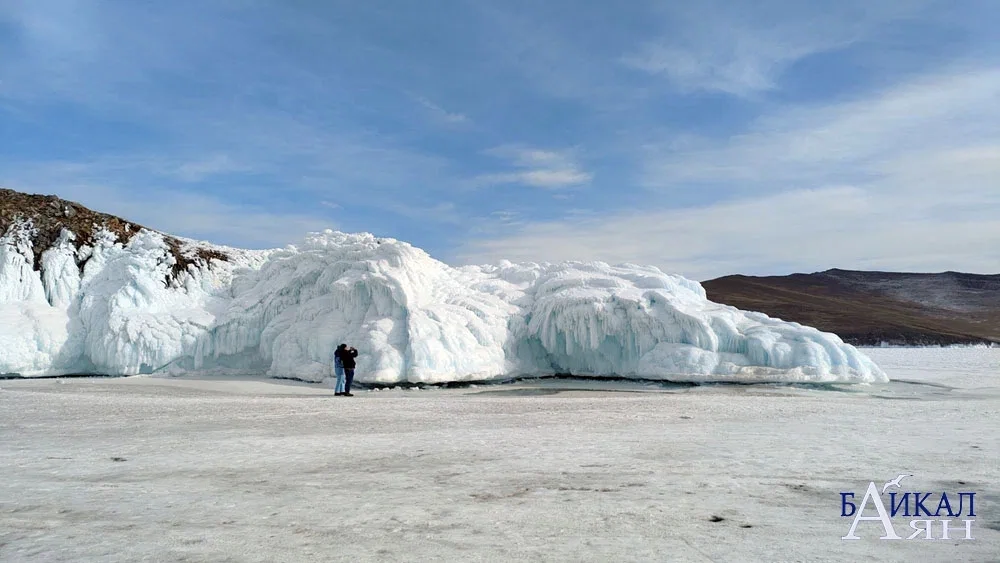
[0,203,886,384]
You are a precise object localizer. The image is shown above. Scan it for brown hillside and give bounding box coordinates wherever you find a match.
[703,269,1000,346]
[0,188,227,280]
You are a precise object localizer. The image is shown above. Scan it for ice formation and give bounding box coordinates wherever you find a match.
[0,224,887,383]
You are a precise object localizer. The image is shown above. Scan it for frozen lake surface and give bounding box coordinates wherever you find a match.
[1,348,998,562]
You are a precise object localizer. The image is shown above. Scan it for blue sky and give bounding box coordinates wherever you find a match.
[2,0,998,280]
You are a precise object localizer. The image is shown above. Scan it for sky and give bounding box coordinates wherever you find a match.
[1,0,999,281]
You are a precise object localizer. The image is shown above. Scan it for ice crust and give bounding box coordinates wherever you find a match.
[0,225,886,383]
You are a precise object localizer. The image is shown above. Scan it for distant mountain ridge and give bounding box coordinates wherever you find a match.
[703,269,1000,346]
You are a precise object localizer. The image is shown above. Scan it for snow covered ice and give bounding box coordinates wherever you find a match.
[0,224,885,383]
[0,348,995,562]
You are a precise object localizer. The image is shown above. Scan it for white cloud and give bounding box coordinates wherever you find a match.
[382,201,463,225]
[641,66,1000,189]
[490,210,519,223]
[476,146,592,189]
[498,148,565,167]
[621,1,932,96]
[622,36,831,96]
[414,96,469,125]
[470,4,630,105]
[458,182,1000,281]
[476,170,592,189]
[460,66,1000,279]
[173,155,249,182]
[519,169,591,187]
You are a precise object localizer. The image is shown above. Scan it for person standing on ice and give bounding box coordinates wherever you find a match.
[334,343,359,397]
[332,346,347,396]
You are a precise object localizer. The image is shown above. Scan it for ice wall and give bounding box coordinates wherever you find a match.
[0,226,887,383]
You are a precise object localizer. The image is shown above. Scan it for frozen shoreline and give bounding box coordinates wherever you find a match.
[3,343,992,384]
[1,348,997,562]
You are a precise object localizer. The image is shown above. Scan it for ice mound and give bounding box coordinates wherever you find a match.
[0,225,886,383]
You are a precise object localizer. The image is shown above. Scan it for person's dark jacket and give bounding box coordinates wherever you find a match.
[336,347,358,369]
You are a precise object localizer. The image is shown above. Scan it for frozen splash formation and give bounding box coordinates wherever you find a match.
[0,223,887,384]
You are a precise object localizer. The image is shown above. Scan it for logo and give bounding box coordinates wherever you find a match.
[840,474,976,540]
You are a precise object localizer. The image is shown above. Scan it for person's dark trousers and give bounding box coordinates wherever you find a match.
[344,368,355,394]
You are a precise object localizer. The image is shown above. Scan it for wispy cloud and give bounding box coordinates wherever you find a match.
[490,210,519,223]
[458,182,1000,281]
[468,4,624,104]
[475,146,592,189]
[640,66,1000,190]
[414,96,469,125]
[621,0,932,96]
[382,201,464,225]
[460,64,1000,279]
[172,155,250,183]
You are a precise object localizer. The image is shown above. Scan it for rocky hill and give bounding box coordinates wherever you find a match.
[0,188,228,281]
[703,269,1000,346]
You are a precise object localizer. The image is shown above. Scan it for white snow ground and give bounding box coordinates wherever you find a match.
[0,347,996,562]
[0,226,884,383]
